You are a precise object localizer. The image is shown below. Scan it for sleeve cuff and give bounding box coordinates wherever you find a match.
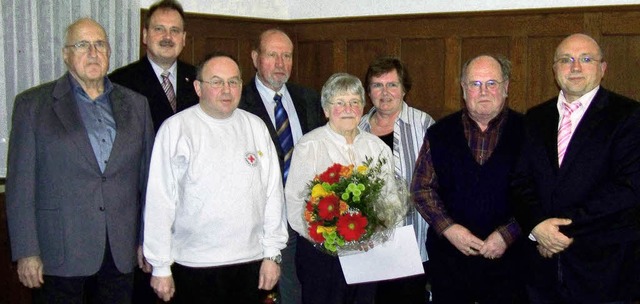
[151,265,172,277]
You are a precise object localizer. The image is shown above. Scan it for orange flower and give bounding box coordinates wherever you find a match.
[337,213,368,241]
[339,200,349,215]
[339,164,354,178]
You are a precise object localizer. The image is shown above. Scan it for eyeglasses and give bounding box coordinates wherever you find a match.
[554,56,602,65]
[464,79,505,92]
[198,77,242,89]
[150,25,184,36]
[328,100,362,108]
[65,40,110,53]
[370,82,401,91]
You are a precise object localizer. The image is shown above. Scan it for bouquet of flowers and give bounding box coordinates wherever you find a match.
[303,156,407,255]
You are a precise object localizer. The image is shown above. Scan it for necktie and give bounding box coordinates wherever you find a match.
[274,93,293,183]
[557,101,581,165]
[161,71,177,112]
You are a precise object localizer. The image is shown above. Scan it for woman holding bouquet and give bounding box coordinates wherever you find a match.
[285,73,401,304]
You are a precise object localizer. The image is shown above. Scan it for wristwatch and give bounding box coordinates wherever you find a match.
[265,255,282,265]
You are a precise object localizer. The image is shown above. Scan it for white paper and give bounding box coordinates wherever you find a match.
[338,225,424,284]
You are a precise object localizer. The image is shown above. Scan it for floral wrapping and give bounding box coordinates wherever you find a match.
[303,156,408,256]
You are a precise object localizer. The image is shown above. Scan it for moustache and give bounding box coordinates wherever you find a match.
[159,40,175,47]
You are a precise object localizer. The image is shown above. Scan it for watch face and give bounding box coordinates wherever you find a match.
[269,255,282,264]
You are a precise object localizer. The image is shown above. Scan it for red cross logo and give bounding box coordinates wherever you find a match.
[245,152,258,167]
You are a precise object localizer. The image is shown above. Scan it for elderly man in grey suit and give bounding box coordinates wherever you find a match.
[5,18,154,303]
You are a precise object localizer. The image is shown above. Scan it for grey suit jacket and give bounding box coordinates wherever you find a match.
[5,73,155,277]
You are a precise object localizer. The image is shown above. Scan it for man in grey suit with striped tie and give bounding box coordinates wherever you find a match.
[239,29,325,304]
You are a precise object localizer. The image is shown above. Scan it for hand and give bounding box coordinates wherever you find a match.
[258,259,280,290]
[537,244,554,258]
[531,218,573,254]
[442,224,484,256]
[17,256,44,288]
[137,246,152,273]
[479,231,507,260]
[150,275,175,302]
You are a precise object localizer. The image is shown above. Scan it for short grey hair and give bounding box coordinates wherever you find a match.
[320,73,366,110]
[460,54,511,83]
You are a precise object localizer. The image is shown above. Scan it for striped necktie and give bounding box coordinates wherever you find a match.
[274,93,293,182]
[161,70,177,112]
[557,101,581,166]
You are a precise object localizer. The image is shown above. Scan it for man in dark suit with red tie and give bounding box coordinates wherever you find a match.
[109,1,197,302]
[110,0,198,132]
[511,33,640,303]
[239,29,325,304]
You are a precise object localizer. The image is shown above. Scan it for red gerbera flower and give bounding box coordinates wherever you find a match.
[317,195,340,220]
[317,163,343,184]
[337,213,368,241]
[308,223,325,243]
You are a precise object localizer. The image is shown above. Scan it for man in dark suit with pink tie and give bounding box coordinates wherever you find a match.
[511,33,640,303]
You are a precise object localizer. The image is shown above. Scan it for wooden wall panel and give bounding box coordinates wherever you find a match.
[526,36,564,108]
[401,38,446,118]
[164,5,640,119]
[600,35,640,99]
[346,39,388,81]
[297,40,334,93]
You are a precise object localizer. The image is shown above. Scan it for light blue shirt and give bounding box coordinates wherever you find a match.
[69,74,116,173]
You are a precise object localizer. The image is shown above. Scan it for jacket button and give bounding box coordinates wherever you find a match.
[99,206,105,211]
[101,176,107,182]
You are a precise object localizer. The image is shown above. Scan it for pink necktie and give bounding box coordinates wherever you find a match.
[557,101,581,165]
[161,71,177,112]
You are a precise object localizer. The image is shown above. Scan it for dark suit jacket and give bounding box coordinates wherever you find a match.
[5,73,155,277]
[239,77,325,173]
[511,87,640,301]
[109,56,198,132]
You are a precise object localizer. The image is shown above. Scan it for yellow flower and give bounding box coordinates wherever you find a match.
[316,225,336,234]
[311,184,330,199]
[357,165,368,174]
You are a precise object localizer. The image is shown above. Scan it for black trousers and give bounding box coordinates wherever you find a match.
[375,261,430,304]
[295,236,376,304]
[171,260,269,304]
[33,243,134,304]
[428,239,527,304]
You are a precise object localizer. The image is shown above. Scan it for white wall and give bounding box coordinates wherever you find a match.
[140,0,639,20]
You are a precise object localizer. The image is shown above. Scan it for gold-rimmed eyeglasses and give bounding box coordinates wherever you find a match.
[65,40,110,53]
[328,100,362,109]
[554,56,602,65]
[463,79,506,92]
[198,77,243,89]
[370,82,401,91]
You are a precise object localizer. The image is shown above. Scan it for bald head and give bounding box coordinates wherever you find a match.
[64,18,107,47]
[553,33,607,102]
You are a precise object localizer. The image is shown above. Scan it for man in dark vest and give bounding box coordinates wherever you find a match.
[411,54,526,303]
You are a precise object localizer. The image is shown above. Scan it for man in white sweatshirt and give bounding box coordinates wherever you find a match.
[143,52,288,303]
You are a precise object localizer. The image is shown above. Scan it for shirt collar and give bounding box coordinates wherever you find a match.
[68,73,113,99]
[148,57,177,80]
[462,106,508,132]
[255,75,288,102]
[557,85,599,113]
